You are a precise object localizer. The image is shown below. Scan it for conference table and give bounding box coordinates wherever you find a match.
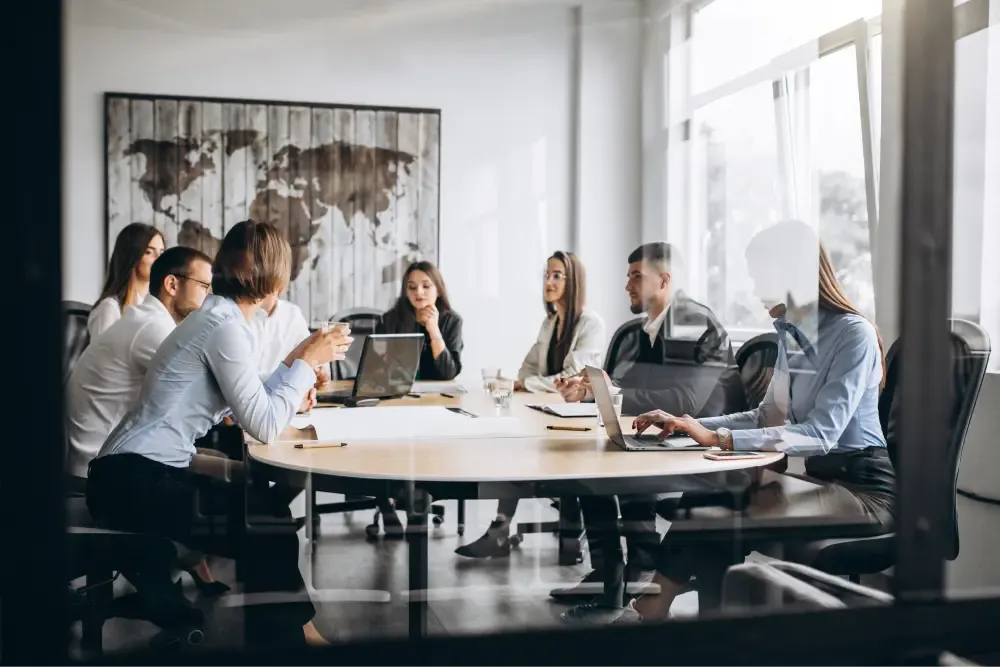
[247,381,884,638]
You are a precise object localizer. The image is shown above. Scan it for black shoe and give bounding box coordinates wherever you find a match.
[182,567,231,597]
[381,508,405,539]
[549,569,605,600]
[560,601,624,624]
[454,519,512,558]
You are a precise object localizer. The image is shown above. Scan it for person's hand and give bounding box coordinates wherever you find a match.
[514,380,525,391]
[632,411,720,446]
[314,363,331,388]
[416,304,440,334]
[298,387,317,413]
[556,375,588,403]
[285,326,353,369]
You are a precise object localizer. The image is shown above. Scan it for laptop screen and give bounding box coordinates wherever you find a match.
[354,334,424,399]
[585,366,625,441]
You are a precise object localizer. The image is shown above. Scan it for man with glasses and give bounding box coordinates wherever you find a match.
[67,246,214,490]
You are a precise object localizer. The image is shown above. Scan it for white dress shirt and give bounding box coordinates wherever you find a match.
[517,310,606,393]
[66,295,175,478]
[248,300,311,377]
[88,294,146,341]
[98,295,315,467]
[642,306,669,346]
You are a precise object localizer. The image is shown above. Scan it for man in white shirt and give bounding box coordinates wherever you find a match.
[250,294,331,385]
[66,246,214,487]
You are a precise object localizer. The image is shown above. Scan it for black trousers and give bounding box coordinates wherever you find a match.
[654,449,896,588]
[87,453,314,648]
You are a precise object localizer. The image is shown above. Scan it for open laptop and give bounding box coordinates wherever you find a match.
[585,366,712,452]
[318,333,424,403]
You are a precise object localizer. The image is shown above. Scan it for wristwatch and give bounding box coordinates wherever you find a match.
[716,427,733,450]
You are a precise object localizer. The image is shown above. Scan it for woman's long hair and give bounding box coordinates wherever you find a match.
[391,261,452,324]
[817,242,887,389]
[748,220,886,389]
[99,223,164,313]
[545,251,586,374]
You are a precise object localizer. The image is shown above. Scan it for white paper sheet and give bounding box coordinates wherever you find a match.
[290,406,522,442]
[529,403,598,418]
[410,381,467,395]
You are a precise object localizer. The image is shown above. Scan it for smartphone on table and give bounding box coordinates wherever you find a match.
[703,450,769,461]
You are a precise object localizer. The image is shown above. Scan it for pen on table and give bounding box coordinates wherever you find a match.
[406,393,421,399]
[294,442,348,449]
[441,393,457,398]
[547,425,592,432]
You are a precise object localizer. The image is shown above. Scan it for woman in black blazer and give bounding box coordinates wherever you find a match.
[377,261,463,381]
[373,261,463,536]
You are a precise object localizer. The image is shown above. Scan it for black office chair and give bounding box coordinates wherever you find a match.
[792,319,991,582]
[63,300,92,384]
[329,307,383,381]
[735,332,779,410]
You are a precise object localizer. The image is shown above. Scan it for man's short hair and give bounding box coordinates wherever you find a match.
[211,220,291,301]
[150,246,213,298]
[627,242,673,271]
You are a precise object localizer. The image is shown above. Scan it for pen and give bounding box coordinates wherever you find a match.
[441,393,457,398]
[406,393,421,399]
[294,442,348,449]
[547,425,592,432]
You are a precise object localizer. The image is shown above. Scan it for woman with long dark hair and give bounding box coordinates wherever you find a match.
[570,220,894,624]
[456,251,606,559]
[89,223,165,339]
[377,261,463,381]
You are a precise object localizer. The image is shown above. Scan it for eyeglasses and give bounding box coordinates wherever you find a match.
[543,271,566,282]
[173,274,212,291]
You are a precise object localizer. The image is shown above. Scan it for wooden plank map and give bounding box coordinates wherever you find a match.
[105,93,441,322]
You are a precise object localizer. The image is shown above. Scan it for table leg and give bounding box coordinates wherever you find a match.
[558,496,585,566]
[405,482,429,639]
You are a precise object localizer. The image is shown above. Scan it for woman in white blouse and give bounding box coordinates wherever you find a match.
[456,251,605,559]
[88,223,165,339]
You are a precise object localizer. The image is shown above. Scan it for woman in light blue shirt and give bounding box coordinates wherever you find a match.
[615,220,895,624]
[87,221,351,648]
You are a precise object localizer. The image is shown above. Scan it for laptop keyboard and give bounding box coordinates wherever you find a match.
[624,434,667,447]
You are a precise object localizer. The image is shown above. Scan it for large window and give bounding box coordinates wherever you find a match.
[660,0,997,358]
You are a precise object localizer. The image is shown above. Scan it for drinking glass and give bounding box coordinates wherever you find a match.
[597,390,623,428]
[491,377,515,409]
[481,367,501,393]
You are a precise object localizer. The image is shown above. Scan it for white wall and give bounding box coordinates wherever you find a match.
[65,0,643,380]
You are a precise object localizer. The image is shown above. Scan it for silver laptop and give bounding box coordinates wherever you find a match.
[585,366,712,452]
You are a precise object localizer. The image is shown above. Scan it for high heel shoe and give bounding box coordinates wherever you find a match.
[454,518,513,558]
[182,567,231,597]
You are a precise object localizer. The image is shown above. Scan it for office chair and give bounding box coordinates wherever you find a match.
[791,319,991,582]
[305,307,454,538]
[63,301,92,384]
[735,332,779,410]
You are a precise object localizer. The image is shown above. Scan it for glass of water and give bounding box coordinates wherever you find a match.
[491,377,515,409]
[481,367,501,393]
[597,389,623,428]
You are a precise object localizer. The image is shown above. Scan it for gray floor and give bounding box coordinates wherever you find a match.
[71,496,699,657]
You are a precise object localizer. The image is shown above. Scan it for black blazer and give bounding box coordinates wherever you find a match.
[376,306,464,381]
[603,295,746,417]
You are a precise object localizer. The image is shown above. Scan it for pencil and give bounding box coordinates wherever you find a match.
[294,442,348,449]
[547,425,592,432]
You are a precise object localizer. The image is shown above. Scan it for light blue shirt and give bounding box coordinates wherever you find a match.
[97,295,316,468]
[700,308,886,456]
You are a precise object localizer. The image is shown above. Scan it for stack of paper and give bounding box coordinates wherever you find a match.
[291,406,522,442]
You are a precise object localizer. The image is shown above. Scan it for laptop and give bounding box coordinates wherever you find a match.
[318,334,424,403]
[584,366,712,452]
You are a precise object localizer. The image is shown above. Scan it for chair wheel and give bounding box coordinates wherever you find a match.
[458,524,465,536]
[432,515,444,526]
[150,625,203,652]
[510,533,523,548]
[365,523,380,538]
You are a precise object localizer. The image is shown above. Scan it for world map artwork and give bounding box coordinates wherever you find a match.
[105,94,441,323]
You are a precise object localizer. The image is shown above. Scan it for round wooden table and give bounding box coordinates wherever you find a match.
[248,382,784,638]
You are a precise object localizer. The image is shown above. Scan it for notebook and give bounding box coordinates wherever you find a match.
[527,403,599,418]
